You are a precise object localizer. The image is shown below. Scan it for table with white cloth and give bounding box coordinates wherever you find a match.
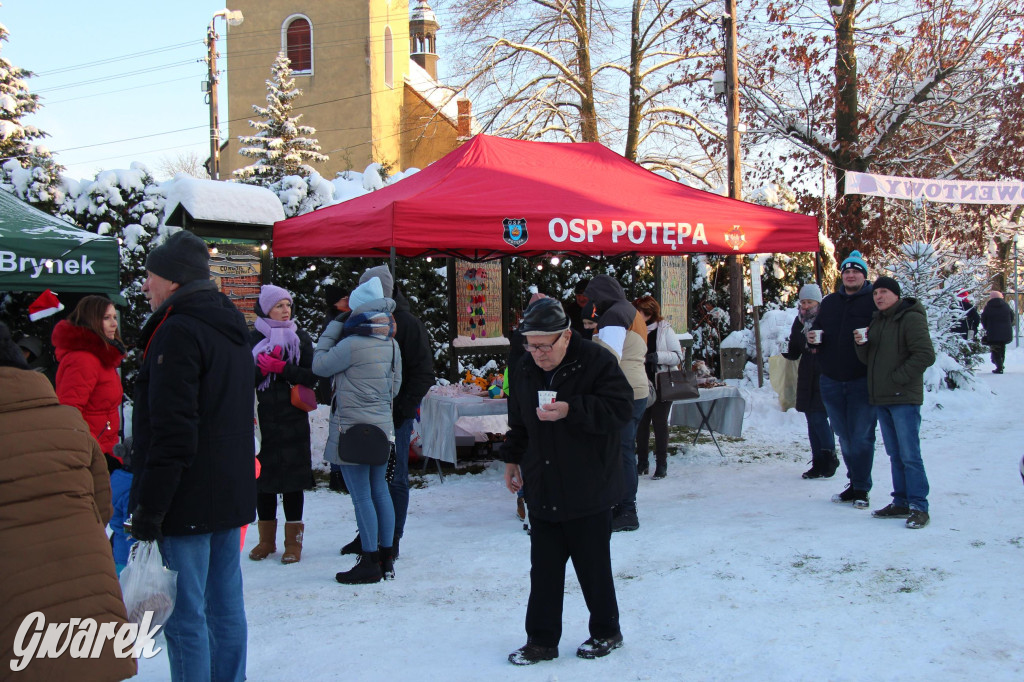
[419,392,509,468]
[668,385,746,456]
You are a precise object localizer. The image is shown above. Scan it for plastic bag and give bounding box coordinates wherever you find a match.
[768,355,799,411]
[119,540,178,630]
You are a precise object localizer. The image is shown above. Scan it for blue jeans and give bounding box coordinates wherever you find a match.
[389,418,414,539]
[876,404,929,512]
[159,529,247,682]
[109,468,135,572]
[804,409,835,456]
[341,463,395,552]
[619,398,648,507]
[819,375,876,491]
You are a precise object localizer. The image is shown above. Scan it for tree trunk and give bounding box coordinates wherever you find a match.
[832,1,861,253]
[575,0,599,142]
[623,0,642,161]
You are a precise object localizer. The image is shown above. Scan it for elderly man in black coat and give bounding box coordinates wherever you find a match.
[980,290,1015,373]
[501,297,633,666]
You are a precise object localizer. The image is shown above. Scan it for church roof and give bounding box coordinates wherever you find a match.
[404,61,479,134]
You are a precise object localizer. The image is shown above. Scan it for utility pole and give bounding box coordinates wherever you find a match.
[724,0,744,331]
[205,22,221,180]
[204,10,244,180]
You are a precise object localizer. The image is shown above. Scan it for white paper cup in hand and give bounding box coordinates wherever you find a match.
[806,330,823,344]
[854,327,868,345]
[538,390,557,406]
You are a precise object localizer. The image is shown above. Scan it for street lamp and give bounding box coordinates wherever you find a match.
[205,9,244,180]
[1015,232,1021,347]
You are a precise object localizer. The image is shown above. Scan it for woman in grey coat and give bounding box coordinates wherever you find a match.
[313,277,402,584]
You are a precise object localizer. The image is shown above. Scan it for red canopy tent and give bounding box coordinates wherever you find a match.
[273,135,818,260]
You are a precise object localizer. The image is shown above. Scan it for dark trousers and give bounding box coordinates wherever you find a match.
[256,490,304,522]
[990,342,1006,371]
[525,510,619,648]
[635,399,672,469]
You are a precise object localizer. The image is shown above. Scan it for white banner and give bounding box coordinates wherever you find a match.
[845,171,1024,205]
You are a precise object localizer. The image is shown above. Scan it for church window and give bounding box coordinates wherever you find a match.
[384,27,394,87]
[284,16,313,73]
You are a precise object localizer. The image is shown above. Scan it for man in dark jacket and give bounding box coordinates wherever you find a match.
[951,289,980,340]
[854,277,935,529]
[502,297,633,666]
[338,265,433,557]
[782,283,838,479]
[128,230,255,682]
[810,250,877,508]
[583,275,648,532]
[980,290,1015,373]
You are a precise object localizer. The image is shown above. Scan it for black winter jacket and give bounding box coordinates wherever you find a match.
[501,331,633,522]
[131,281,256,536]
[811,283,876,381]
[781,316,826,413]
[981,297,1015,345]
[251,327,316,493]
[392,287,435,424]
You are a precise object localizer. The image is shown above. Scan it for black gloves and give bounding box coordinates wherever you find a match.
[645,352,659,364]
[126,505,166,542]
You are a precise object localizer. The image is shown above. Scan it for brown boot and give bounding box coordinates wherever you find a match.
[282,521,304,564]
[248,520,277,561]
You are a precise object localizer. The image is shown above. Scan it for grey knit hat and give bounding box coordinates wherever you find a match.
[145,230,210,283]
[359,265,394,298]
[798,284,822,303]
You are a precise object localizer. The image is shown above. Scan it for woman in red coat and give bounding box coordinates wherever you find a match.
[52,295,132,570]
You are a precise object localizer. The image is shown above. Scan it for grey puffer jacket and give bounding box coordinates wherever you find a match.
[313,297,403,465]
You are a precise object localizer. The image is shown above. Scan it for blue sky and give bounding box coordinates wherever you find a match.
[3,1,235,180]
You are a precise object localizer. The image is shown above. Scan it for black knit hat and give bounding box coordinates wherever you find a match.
[873,276,901,297]
[145,231,210,283]
[324,284,347,307]
[520,298,570,335]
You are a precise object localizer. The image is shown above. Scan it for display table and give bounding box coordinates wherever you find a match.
[419,392,509,467]
[668,385,746,456]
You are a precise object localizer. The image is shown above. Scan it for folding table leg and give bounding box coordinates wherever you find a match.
[694,400,724,457]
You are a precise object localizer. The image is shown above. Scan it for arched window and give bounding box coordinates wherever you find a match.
[384,27,393,88]
[284,16,312,73]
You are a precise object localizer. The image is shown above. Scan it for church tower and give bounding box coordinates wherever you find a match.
[409,0,439,79]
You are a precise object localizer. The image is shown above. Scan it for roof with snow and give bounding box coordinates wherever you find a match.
[404,62,480,134]
[162,176,285,227]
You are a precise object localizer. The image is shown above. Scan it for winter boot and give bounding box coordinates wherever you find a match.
[248,520,277,561]
[611,504,639,532]
[340,532,361,555]
[576,631,624,659]
[335,551,383,584]
[652,454,667,480]
[380,546,396,580]
[392,535,400,561]
[819,450,840,478]
[637,456,650,477]
[281,522,304,564]
[831,485,869,509]
[328,470,347,492]
[508,641,559,666]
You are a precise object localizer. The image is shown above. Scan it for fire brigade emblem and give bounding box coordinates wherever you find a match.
[503,218,529,248]
[724,225,746,251]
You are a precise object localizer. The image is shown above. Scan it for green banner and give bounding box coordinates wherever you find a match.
[0,190,119,294]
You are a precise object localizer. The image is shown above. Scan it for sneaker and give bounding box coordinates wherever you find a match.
[508,642,558,666]
[905,510,930,529]
[872,503,911,518]
[831,486,869,509]
[611,506,639,532]
[576,632,624,659]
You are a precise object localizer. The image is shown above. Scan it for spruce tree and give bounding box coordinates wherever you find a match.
[234,53,327,185]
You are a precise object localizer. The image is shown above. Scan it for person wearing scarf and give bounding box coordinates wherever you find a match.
[248,285,318,564]
[782,284,838,479]
[313,276,403,584]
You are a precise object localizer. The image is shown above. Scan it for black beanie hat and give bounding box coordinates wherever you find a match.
[324,284,347,307]
[873,276,901,298]
[145,231,210,284]
[0,322,29,370]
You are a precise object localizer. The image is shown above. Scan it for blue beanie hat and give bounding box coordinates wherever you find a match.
[840,250,868,276]
[349,277,384,312]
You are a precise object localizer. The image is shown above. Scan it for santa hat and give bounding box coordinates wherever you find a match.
[956,289,971,300]
[28,289,64,321]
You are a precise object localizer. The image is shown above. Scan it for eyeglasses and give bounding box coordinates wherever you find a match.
[523,338,561,353]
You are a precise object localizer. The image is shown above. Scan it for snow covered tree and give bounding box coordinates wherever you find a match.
[234,53,327,185]
[0,19,63,211]
[878,238,988,390]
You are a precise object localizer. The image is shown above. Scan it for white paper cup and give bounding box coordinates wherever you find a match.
[806,330,823,344]
[854,327,868,345]
[538,390,557,406]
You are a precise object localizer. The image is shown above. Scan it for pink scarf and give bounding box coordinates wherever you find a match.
[252,317,300,391]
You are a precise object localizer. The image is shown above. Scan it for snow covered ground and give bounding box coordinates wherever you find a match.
[140,348,1023,681]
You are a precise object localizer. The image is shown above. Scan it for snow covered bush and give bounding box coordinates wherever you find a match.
[877,239,988,390]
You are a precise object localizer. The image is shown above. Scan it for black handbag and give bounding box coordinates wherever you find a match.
[655,368,700,402]
[337,424,391,466]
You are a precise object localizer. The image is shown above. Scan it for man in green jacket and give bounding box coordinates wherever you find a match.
[854,276,936,529]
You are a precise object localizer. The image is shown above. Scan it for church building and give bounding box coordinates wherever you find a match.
[222,0,474,178]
